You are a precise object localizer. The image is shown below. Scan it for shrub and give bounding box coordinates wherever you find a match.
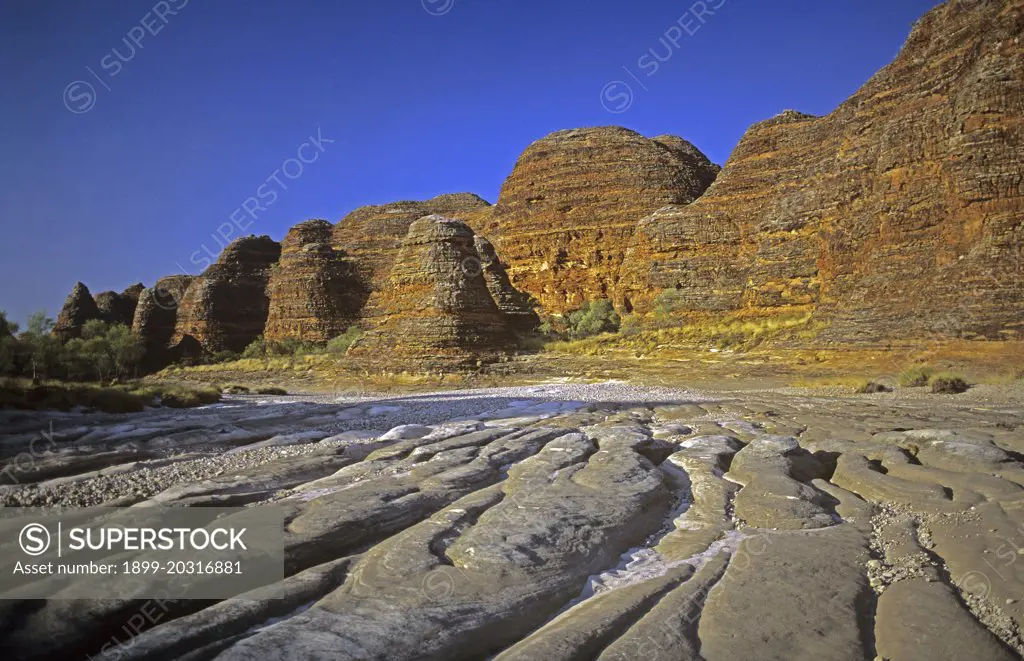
[619,315,643,337]
[158,385,222,408]
[265,338,318,357]
[856,380,893,394]
[930,373,970,394]
[253,386,288,395]
[566,300,620,340]
[0,381,223,413]
[222,384,250,394]
[85,388,148,413]
[210,350,241,364]
[652,289,688,317]
[326,327,363,354]
[899,366,934,387]
[242,338,267,359]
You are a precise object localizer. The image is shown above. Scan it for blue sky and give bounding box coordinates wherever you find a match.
[0,0,943,325]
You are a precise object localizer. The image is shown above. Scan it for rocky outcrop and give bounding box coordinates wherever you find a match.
[132,275,195,371]
[94,283,144,327]
[484,126,719,313]
[620,0,1024,343]
[332,193,492,295]
[172,236,281,354]
[5,384,1024,660]
[52,282,102,342]
[349,216,514,366]
[41,2,1023,360]
[473,236,539,334]
[264,220,363,343]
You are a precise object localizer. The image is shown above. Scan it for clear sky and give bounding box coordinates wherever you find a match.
[0,0,944,325]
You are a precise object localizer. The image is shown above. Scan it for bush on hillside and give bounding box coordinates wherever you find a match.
[566,300,621,340]
[326,327,363,354]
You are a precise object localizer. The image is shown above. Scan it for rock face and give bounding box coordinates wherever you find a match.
[484,126,719,313]
[264,220,363,343]
[52,282,102,342]
[332,193,493,295]
[172,236,281,354]
[350,216,515,365]
[4,383,1024,660]
[94,283,144,327]
[473,236,539,334]
[620,0,1024,343]
[42,1,1023,360]
[131,275,195,371]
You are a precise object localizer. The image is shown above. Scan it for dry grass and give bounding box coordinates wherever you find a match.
[898,366,935,388]
[155,332,1024,396]
[545,311,816,357]
[0,379,221,413]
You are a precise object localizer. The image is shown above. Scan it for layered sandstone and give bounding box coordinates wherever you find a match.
[172,236,281,354]
[94,283,144,327]
[474,236,539,334]
[332,193,492,295]
[485,126,719,313]
[264,220,363,343]
[7,386,1024,660]
[53,282,102,342]
[350,216,514,365]
[620,0,1024,343]
[132,275,195,371]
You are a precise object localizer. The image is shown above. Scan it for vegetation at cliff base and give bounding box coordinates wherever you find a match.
[1,312,144,382]
[0,310,220,412]
[240,327,363,360]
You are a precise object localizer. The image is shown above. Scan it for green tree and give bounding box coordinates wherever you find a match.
[0,310,18,376]
[0,310,17,338]
[22,311,61,381]
[60,338,93,381]
[81,319,108,340]
[106,324,144,379]
[77,320,113,382]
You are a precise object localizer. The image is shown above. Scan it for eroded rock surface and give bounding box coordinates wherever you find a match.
[350,216,519,366]
[474,235,540,334]
[620,0,1024,342]
[485,126,719,313]
[2,381,1023,660]
[172,236,282,354]
[264,220,362,343]
[52,282,102,341]
[331,193,492,296]
[94,283,144,327]
[131,275,195,370]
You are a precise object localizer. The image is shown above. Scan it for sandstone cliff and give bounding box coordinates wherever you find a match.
[474,235,540,334]
[44,0,1023,364]
[349,216,516,366]
[132,275,195,370]
[620,0,1024,344]
[172,236,281,354]
[94,283,144,327]
[53,282,102,342]
[264,220,363,343]
[483,126,719,313]
[332,193,492,296]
